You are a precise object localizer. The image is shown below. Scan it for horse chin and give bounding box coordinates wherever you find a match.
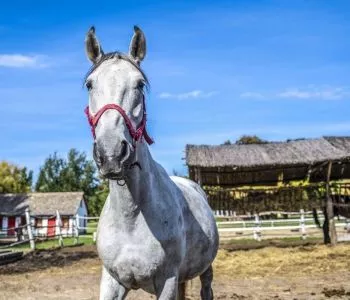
[102,171,124,180]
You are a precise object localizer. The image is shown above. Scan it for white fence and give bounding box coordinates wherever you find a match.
[1,209,349,249]
[74,210,350,243]
[217,210,350,241]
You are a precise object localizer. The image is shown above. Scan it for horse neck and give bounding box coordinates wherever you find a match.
[107,142,155,220]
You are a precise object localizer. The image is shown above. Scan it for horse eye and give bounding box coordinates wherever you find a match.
[86,81,93,91]
[137,81,145,90]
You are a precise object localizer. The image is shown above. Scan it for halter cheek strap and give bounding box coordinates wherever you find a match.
[84,98,154,146]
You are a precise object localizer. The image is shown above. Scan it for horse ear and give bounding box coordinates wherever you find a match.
[85,26,104,64]
[129,26,146,64]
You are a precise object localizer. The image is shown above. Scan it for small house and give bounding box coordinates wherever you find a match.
[0,192,87,238]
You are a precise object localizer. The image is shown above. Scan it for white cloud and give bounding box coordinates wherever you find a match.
[0,54,49,68]
[239,86,350,100]
[240,92,265,99]
[159,90,218,100]
[277,86,350,100]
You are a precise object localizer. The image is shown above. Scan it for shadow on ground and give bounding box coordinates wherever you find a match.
[0,245,98,274]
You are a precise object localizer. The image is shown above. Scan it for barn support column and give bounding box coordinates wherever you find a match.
[325,161,337,246]
[194,167,202,185]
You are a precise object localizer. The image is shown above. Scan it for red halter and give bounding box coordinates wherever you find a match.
[84,98,154,146]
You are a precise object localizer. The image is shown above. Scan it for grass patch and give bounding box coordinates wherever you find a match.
[86,221,98,235]
[8,236,95,251]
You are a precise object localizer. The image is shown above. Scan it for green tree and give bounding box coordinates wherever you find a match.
[235,135,268,145]
[88,180,109,216]
[35,149,97,194]
[0,161,33,193]
[35,152,65,192]
[35,149,107,215]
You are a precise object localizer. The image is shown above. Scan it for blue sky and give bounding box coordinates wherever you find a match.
[1,0,350,177]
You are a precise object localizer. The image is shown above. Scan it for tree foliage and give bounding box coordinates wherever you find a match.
[35,149,97,194]
[235,135,268,145]
[35,149,108,216]
[0,161,33,193]
[88,180,109,217]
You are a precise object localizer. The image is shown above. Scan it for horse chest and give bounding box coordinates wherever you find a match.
[100,238,166,290]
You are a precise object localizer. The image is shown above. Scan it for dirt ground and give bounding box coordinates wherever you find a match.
[0,244,350,300]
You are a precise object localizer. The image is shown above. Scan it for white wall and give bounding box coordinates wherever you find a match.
[1,217,7,235]
[76,199,88,234]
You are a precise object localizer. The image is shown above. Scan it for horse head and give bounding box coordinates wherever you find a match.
[84,26,151,181]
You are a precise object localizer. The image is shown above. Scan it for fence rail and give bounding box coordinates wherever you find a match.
[1,208,349,249]
[217,209,350,242]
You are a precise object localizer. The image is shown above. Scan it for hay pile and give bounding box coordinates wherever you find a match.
[214,244,350,278]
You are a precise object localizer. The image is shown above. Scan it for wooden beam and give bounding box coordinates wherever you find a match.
[194,167,202,185]
[197,168,202,185]
[325,161,337,246]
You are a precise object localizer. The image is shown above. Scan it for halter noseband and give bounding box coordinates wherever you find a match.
[84,97,154,146]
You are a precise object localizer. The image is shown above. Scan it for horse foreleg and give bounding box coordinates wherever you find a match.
[177,282,186,300]
[155,275,178,300]
[100,266,129,300]
[200,265,213,300]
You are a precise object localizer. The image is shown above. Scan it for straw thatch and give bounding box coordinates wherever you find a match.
[186,137,350,169]
[0,192,84,216]
[186,137,350,186]
[324,136,350,154]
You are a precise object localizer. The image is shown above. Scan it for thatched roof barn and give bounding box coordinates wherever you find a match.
[186,137,350,186]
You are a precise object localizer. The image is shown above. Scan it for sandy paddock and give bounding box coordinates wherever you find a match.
[0,244,350,300]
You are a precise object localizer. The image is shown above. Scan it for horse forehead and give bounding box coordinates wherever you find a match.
[91,59,142,83]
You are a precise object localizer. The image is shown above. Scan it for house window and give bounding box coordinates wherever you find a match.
[62,217,69,229]
[35,218,42,229]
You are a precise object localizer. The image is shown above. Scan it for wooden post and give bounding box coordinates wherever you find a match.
[194,167,199,183]
[56,210,63,247]
[253,214,261,241]
[197,168,202,186]
[25,208,35,250]
[74,214,80,244]
[326,161,337,245]
[345,218,350,233]
[300,209,306,240]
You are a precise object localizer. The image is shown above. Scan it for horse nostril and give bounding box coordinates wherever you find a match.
[120,140,128,160]
[93,143,103,165]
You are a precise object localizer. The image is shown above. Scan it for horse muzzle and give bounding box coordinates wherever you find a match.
[93,141,132,179]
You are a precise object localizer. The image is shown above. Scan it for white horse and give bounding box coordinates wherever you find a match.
[84,26,219,300]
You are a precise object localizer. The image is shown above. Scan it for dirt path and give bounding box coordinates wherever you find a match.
[0,244,350,299]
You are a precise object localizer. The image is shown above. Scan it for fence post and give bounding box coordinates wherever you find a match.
[253,214,261,241]
[56,210,63,247]
[74,214,79,244]
[300,209,306,240]
[25,208,35,250]
[345,218,350,233]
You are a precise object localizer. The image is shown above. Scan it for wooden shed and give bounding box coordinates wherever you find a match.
[185,137,350,218]
[186,137,350,187]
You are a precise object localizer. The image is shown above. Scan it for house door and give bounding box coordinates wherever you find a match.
[8,217,16,236]
[47,218,56,237]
